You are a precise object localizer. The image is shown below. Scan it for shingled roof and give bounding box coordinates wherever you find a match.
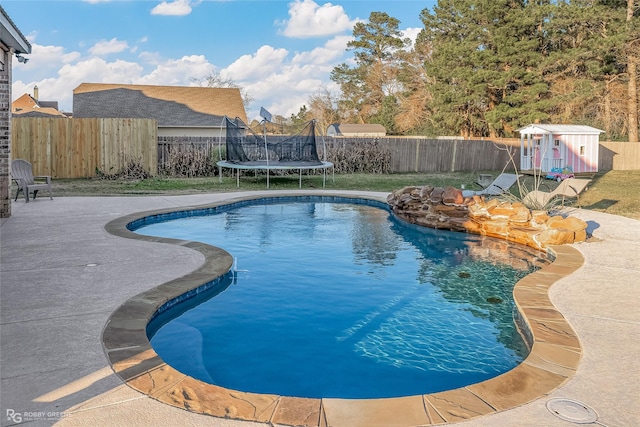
[12,93,67,117]
[73,83,247,127]
[327,123,386,137]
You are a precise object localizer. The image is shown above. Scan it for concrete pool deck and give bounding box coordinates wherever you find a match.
[1,190,639,427]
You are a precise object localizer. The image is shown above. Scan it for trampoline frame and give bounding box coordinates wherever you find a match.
[217,116,334,189]
[217,160,334,189]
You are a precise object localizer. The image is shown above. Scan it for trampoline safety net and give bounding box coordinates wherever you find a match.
[224,117,323,166]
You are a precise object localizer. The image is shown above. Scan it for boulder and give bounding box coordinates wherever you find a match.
[387,185,588,250]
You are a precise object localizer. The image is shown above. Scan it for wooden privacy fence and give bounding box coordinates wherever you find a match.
[157,136,522,174]
[157,136,222,170]
[599,141,640,170]
[12,117,157,178]
[13,118,638,178]
[348,137,521,173]
[323,137,639,172]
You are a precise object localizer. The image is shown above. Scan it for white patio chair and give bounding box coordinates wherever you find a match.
[462,173,519,198]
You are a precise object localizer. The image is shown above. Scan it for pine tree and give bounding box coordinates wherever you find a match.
[542,0,630,139]
[327,1,635,138]
[419,0,549,137]
[330,12,408,129]
[395,30,434,134]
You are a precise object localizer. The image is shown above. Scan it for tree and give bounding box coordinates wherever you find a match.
[290,105,311,130]
[191,71,254,110]
[327,1,635,138]
[419,0,550,138]
[307,87,340,135]
[395,31,434,134]
[542,0,632,140]
[330,63,366,122]
[370,95,400,134]
[331,12,409,128]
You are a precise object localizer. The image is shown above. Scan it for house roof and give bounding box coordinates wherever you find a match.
[73,83,248,127]
[12,93,67,117]
[12,93,38,112]
[330,124,386,134]
[518,124,604,135]
[13,108,68,118]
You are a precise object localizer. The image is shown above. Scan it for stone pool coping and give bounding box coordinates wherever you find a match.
[102,193,584,427]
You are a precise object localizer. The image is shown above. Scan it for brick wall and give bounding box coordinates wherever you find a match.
[0,49,11,218]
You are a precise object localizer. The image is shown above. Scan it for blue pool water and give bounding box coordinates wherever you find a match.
[138,197,548,399]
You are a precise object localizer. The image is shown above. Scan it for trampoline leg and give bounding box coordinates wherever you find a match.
[299,169,302,189]
[267,170,270,189]
[236,169,240,188]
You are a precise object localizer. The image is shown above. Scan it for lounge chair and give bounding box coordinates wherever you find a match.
[462,173,519,198]
[523,177,591,208]
[12,159,53,203]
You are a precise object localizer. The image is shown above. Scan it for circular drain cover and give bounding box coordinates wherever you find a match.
[546,398,598,424]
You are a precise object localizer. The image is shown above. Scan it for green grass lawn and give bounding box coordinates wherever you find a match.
[573,170,640,220]
[43,170,640,220]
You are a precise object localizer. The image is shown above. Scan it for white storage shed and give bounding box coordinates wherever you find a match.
[518,124,603,173]
[326,123,386,137]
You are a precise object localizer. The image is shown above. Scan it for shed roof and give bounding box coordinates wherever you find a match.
[337,123,386,132]
[518,124,604,135]
[73,83,247,126]
[330,123,386,134]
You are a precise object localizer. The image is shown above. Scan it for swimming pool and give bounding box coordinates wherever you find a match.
[133,197,549,399]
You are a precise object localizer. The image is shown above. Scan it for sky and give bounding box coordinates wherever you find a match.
[5,0,437,122]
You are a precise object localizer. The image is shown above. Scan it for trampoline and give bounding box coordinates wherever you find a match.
[217,117,334,188]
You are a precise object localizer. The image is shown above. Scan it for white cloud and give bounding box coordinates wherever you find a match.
[25,31,38,44]
[10,44,81,83]
[137,55,215,85]
[402,27,421,47]
[32,44,81,66]
[280,0,359,38]
[89,38,130,56]
[138,51,164,65]
[219,39,350,120]
[222,45,289,81]
[61,57,143,86]
[151,0,194,16]
[292,35,351,65]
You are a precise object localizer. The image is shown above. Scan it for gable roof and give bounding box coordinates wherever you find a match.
[73,83,247,127]
[12,93,38,112]
[518,124,604,135]
[13,107,68,118]
[12,93,67,117]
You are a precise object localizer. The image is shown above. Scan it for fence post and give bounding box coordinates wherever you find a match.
[450,140,458,172]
